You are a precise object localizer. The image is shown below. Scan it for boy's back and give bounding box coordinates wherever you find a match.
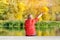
[25,18,38,36]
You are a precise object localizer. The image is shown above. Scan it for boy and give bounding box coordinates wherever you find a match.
[25,13,43,36]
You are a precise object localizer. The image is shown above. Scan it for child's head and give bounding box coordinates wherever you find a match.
[27,14,33,19]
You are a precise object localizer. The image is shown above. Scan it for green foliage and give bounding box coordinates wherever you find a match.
[0,20,60,36]
[0,20,60,31]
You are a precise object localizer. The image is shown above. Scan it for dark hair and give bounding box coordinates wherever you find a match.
[28,14,31,16]
[27,14,32,19]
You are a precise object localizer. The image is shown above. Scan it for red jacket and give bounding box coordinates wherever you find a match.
[25,18,38,36]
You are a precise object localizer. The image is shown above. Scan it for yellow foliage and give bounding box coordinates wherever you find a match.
[1,0,9,4]
[0,0,53,21]
[39,6,49,12]
[15,13,23,20]
[17,2,27,12]
[15,2,27,20]
[51,13,56,21]
[31,7,38,15]
[43,31,50,36]
[10,31,23,36]
[15,32,23,36]
[42,13,51,21]
[50,30,56,36]
[37,30,42,36]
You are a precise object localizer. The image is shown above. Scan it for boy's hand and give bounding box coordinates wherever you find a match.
[37,13,43,18]
[36,12,45,18]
